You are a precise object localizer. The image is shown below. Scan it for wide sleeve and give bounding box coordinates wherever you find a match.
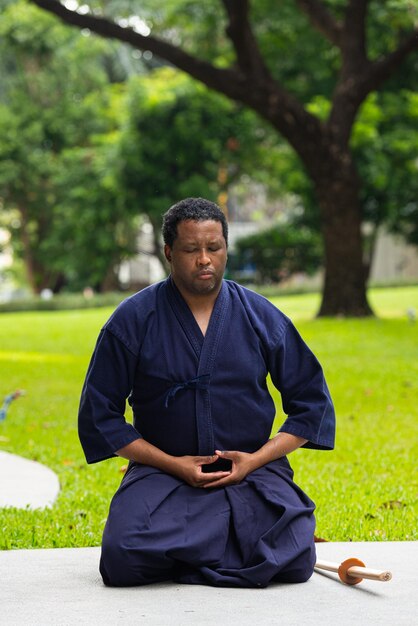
[78,328,142,464]
[269,320,336,450]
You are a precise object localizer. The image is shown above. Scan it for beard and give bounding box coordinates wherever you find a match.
[173,267,225,299]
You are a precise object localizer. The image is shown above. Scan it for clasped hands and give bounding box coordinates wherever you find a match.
[117,432,302,488]
[173,450,256,488]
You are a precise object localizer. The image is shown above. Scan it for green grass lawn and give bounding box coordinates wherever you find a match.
[0,286,417,549]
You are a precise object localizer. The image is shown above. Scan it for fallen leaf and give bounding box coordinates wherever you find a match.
[379,500,405,510]
[364,513,376,520]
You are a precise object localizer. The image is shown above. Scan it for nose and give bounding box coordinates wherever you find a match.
[197,248,210,266]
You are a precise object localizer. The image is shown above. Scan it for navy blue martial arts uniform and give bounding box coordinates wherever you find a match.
[78,277,335,587]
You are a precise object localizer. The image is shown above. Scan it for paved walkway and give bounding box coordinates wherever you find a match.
[1,541,416,625]
[0,450,60,509]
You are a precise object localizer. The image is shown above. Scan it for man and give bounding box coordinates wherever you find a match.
[78,197,335,588]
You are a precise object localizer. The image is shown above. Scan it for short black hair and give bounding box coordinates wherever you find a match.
[162,197,228,248]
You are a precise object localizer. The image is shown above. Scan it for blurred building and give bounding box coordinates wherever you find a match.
[369,228,418,283]
[118,221,165,290]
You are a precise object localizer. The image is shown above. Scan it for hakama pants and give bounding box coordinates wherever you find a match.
[100,459,316,588]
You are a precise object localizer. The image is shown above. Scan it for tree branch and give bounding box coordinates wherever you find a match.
[364,27,418,93]
[328,1,418,146]
[221,0,272,80]
[29,0,239,96]
[29,0,323,163]
[340,0,368,70]
[295,0,342,46]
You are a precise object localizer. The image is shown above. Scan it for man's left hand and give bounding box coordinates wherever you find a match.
[202,450,256,488]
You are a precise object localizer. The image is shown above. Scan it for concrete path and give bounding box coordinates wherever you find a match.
[1,541,416,625]
[0,450,60,509]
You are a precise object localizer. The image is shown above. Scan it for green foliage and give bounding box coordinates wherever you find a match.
[50,128,141,292]
[254,1,418,247]
[2,0,418,308]
[75,0,230,66]
[116,68,261,242]
[133,1,418,255]
[0,2,291,292]
[0,1,138,292]
[233,222,323,284]
[353,91,418,246]
[0,286,417,547]
[264,89,418,251]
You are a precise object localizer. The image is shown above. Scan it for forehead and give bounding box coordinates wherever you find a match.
[176,220,224,242]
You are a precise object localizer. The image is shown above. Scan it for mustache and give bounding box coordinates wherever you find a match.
[196,269,215,276]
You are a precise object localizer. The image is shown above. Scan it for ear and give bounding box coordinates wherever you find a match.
[164,244,172,263]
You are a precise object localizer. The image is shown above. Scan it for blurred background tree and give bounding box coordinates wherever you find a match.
[1,0,417,311]
[232,223,322,285]
[0,0,139,292]
[0,1,292,293]
[115,68,268,269]
[270,90,418,280]
[28,0,418,316]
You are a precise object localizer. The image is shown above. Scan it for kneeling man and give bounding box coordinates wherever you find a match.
[78,197,335,588]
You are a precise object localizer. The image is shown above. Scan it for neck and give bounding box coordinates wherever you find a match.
[179,289,220,316]
[171,279,222,336]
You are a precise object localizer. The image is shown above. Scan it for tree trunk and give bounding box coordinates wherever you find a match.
[315,171,373,317]
[362,222,380,282]
[51,272,67,294]
[100,263,120,292]
[19,204,39,294]
[149,218,170,276]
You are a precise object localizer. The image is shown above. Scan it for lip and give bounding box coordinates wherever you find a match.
[197,271,214,279]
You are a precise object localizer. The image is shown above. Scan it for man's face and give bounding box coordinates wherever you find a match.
[165,219,227,298]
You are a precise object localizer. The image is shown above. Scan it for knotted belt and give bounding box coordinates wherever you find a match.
[164,374,211,408]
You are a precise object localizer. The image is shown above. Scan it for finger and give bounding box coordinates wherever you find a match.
[203,475,237,488]
[203,465,247,487]
[198,471,231,484]
[198,454,219,465]
[215,449,235,459]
